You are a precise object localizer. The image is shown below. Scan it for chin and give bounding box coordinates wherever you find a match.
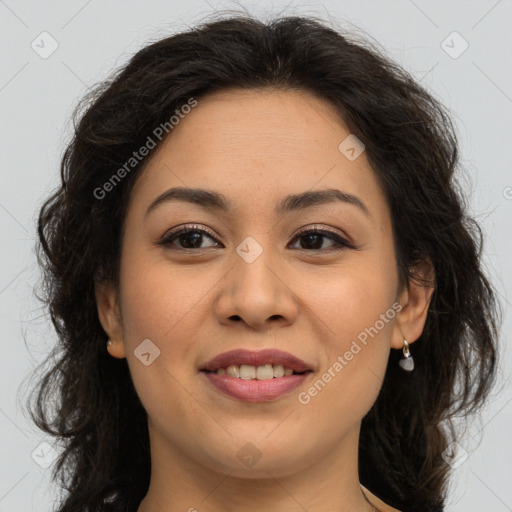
[196,436,317,479]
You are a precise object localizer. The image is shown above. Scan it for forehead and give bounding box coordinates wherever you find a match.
[147,88,352,173]
[128,88,388,224]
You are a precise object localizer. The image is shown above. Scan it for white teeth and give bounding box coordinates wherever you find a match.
[215,364,299,379]
[273,364,284,378]
[256,364,274,380]
[226,365,240,378]
[240,364,256,379]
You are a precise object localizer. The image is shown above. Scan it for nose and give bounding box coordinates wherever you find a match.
[214,246,299,331]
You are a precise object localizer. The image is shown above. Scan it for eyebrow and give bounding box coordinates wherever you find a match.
[145,186,370,219]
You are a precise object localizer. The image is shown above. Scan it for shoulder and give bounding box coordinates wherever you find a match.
[361,485,402,512]
[360,486,445,512]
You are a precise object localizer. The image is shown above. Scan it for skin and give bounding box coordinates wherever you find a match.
[96,88,434,512]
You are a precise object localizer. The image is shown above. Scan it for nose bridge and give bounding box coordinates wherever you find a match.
[233,233,282,300]
[215,232,298,328]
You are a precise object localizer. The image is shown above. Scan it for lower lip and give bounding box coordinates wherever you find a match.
[202,371,311,402]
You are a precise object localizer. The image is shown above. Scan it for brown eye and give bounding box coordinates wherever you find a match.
[289,228,352,252]
[159,225,221,250]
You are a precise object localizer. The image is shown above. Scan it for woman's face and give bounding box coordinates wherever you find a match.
[99,88,422,479]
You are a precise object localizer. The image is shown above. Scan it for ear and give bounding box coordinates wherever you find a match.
[95,280,126,359]
[391,258,435,350]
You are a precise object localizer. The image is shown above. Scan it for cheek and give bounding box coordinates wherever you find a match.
[118,244,209,344]
[302,255,398,411]
[312,256,397,349]
[116,246,211,397]
[116,253,206,428]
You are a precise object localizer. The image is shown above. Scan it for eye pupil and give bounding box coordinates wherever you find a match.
[301,233,322,249]
[180,231,202,248]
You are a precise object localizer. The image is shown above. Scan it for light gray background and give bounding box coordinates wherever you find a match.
[1,1,511,511]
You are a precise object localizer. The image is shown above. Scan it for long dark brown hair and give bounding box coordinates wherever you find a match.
[23,12,499,512]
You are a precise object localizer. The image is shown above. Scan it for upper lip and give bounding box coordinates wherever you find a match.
[201,349,313,373]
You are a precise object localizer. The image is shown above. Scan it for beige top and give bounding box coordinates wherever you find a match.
[361,485,402,512]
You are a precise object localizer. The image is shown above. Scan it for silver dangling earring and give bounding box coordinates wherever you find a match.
[398,339,414,371]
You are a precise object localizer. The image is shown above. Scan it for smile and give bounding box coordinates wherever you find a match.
[202,370,312,402]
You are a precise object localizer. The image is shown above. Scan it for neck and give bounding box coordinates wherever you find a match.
[137,420,376,512]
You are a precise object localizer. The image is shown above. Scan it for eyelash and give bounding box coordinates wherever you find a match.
[158,224,354,252]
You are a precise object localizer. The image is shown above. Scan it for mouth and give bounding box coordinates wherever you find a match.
[200,348,314,373]
[200,349,314,402]
[202,363,310,379]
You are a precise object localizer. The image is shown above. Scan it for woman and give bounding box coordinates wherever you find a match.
[27,13,499,512]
